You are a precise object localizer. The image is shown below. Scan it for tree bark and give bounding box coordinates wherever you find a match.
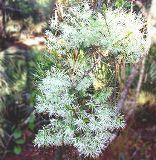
[0,0,6,39]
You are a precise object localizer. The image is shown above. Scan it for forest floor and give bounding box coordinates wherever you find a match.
[5,103,156,160]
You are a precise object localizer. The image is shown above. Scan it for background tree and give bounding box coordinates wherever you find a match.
[0,0,6,39]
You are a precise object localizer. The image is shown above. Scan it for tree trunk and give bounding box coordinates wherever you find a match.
[0,1,3,39]
[150,0,156,44]
[0,0,6,39]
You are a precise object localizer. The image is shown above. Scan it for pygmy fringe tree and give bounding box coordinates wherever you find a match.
[34,2,145,158]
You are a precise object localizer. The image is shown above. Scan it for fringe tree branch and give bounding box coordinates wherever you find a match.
[135,57,146,102]
[116,0,154,112]
[116,64,139,112]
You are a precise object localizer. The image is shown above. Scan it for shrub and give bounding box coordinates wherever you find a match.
[34,2,145,158]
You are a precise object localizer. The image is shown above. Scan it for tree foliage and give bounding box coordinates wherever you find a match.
[34,1,145,158]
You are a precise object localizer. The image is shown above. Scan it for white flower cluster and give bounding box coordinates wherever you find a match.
[45,2,146,62]
[34,1,146,157]
[34,67,125,157]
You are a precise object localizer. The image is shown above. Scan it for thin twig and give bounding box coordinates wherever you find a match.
[135,57,146,101]
[81,56,101,79]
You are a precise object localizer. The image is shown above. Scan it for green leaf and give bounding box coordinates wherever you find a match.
[13,129,22,139]
[79,90,86,97]
[125,31,133,38]
[13,145,22,155]
[15,138,25,144]
[83,118,90,123]
[28,122,35,130]
[28,114,35,123]
[103,3,107,12]
[115,0,125,8]
[65,105,71,110]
